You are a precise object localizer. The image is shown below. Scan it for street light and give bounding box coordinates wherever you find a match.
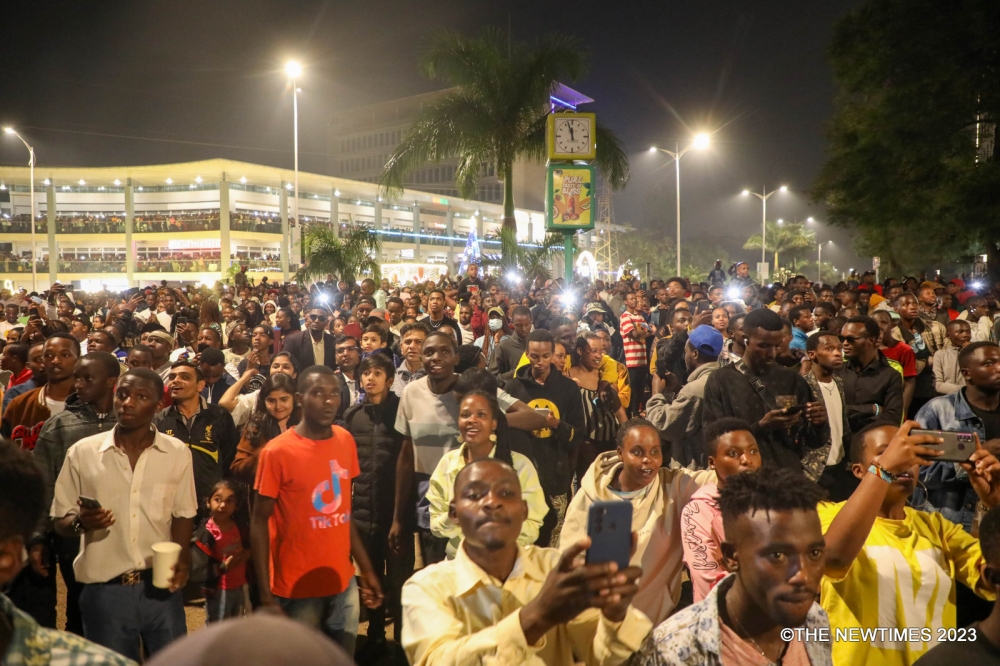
[818,240,833,284]
[649,132,711,275]
[285,60,302,283]
[3,127,37,291]
[741,185,788,270]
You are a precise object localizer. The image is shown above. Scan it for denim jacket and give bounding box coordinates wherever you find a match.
[914,390,979,531]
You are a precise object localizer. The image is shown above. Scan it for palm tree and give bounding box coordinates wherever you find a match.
[480,227,565,283]
[294,225,382,286]
[743,222,815,271]
[379,27,630,261]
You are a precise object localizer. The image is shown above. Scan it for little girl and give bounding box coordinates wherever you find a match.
[192,479,250,623]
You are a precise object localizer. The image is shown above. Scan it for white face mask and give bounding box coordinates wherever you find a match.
[489,318,503,332]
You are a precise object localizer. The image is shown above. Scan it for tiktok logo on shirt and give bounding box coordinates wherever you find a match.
[310,460,351,529]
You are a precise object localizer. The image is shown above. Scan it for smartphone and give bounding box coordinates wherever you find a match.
[783,404,806,415]
[79,496,102,510]
[177,317,188,325]
[29,296,44,305]
[911,429,976,463]
[534,408,551,418]
[694,299,712,314]
[585,501,632,571]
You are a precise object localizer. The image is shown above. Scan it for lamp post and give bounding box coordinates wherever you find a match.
[3,128,36,292]
[285,60,302,282]
[649,132,710,276]
[741,185,788,272]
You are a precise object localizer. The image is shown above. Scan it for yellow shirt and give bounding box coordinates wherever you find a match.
[426,442,549,558]
[401,543,652,666]
[817,501,992,666]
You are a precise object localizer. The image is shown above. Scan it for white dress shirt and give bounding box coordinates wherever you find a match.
[51,426,198,584]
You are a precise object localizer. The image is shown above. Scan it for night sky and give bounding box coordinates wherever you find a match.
[0,0,866,273]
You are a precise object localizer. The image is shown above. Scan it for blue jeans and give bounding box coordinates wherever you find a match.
[277,577,359,655]
[79,579,186,661]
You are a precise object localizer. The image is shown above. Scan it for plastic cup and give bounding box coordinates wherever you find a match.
[151,541,182,589]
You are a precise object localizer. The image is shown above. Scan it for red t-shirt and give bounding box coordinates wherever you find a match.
[206,518,247,590]
[882,342,918,378]
[255,426,360,598]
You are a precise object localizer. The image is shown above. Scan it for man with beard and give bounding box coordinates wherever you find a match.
[634,468,831,665]
[402,458,650,666]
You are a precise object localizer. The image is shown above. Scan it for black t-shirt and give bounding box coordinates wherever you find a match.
[422,315,463,346]
[967,392,1000,440]
[913,623,1000,665]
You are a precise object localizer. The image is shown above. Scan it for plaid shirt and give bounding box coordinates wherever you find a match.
[633,574,832,666]
[1,592,135,666]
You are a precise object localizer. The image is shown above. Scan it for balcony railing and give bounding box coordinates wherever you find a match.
[58,260,127,272]
[0,260,49,273]
[136,259,221,273]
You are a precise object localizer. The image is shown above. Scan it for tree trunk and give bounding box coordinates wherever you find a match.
[502,161,517,231]
[774,251,780,271]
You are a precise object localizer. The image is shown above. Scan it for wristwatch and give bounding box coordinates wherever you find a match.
[71,516,87,536]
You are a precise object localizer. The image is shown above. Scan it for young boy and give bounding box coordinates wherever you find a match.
[933,319,972,395]
[872,310,918,413]
[680,417,762,602]
[193,479,250,623]
[342,354,408,657]
[360,324,389,356]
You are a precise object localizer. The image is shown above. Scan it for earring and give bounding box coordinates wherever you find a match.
[490,433,497,443]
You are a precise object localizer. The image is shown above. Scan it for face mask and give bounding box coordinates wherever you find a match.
[489,319,503,332]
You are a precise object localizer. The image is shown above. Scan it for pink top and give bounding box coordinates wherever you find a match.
[681,482,727,602]
[206,518,247,590]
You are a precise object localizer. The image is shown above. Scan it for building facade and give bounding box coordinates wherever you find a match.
[0,158,549,291]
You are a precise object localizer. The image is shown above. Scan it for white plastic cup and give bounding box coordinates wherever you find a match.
[151,541,182,589]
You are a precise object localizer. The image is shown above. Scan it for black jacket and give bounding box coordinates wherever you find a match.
[282,329,338,372]
[504,364,585,497]
[488,334,527,385]
[702,362,828,472]
[344,393,404,537]
[154,399,239,507]
[837,351,905,432]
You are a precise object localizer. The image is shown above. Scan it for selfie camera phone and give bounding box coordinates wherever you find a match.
[585,501,632,571]
[911,429,975,463]
[783,404,806,415]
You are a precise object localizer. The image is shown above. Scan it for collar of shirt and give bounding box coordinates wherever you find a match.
[97,424,171,454]
[452,540,548,596]
[638,574,832,666]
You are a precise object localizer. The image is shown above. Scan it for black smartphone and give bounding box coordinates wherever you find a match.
[585,501,632,571]
[177,317,188,326]
[694,299,712,314]
[79,496,102,510]
[911,429,975,463]
[783,404,806,415]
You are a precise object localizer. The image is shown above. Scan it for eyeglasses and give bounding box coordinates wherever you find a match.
[308,315,328,322]
[336,346,359,354]
[839,335,870,344]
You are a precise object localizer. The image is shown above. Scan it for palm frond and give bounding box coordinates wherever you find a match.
[594,124,630,190]
[295,226,382,285]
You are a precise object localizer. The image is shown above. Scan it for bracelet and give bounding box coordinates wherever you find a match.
[874,404,881,417]
[868,462,895,483]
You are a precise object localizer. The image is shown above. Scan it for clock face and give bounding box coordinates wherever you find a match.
[554,118,591,154]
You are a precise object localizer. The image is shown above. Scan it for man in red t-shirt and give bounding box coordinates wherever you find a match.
[872,311,917,414]
[251,365,383,656]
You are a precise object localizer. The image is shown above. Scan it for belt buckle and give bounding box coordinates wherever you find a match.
[121,571,142,586]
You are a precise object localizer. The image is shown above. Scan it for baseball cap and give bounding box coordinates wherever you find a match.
[367,308,387,322]
[487,307,505,318]
[920,280,944,291]
[585,302,605,314]
[687,325,724,357]
[342,322,364,341]
[949,278,966,289]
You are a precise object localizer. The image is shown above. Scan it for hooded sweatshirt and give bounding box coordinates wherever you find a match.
[558,451,715,625]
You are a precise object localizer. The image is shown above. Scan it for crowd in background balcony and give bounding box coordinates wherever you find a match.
[137,250,221,272]
[56,214,127,234]
[231,211,285,234]
[1,215,48,234]
[134,210,220,232]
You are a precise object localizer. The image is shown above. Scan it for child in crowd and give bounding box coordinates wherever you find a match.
[193,479,250,623]
[343,353,408,653]
[360,324,388,356]
[680,417,762,602]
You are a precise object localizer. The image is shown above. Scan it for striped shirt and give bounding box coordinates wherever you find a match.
[619,311,648,368]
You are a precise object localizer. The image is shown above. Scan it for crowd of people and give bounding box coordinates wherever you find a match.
[134,211,220,233]
[55,215,127,234]
[3,261,1000,665]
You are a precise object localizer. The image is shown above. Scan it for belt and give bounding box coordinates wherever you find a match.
[100,569,152,586]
